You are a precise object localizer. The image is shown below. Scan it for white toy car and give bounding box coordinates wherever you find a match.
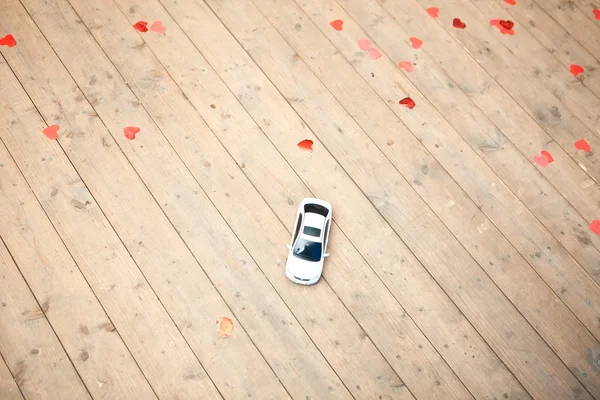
[285,198,332,285]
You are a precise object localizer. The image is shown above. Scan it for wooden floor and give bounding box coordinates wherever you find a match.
[1,0,600,398]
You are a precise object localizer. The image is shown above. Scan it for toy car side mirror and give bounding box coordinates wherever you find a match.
[323,253,330,258]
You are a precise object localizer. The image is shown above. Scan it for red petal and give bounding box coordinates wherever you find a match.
[399,97,416,109]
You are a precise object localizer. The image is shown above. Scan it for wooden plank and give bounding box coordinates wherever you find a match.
[67,0,465,398]
[0,74,156,400]
[15,2,299,399]
[112,0,524,397]
[0,238,90,400]
[575,0,600,25]
[533,0,600,62]
[190,0,596,398]
[483,0,600,98]
[0,10,222,400]
[292,0,600,337]
[423,0,600,154]
[381,0,600,181]
[0,352,22,400]
[33,0,415,398]
[18,0,382,398]
[334,0,600,229]
[300,0,600,284]
[251,0,600,386]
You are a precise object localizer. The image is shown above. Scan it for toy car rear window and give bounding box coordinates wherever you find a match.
[304,203,329,217]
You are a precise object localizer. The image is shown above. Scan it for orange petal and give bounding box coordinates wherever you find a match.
[216,317,234,338]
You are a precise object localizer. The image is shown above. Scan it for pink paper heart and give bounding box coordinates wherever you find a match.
[409,37,423,49]
[398,61,414,72]
[357,39,372,50]
[426,7,439,18]
[150,21,166,34]
[368,47,382,60]
[533,150,554,167]
[123,126,140,140]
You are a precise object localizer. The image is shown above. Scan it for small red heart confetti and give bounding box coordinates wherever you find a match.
[591,220,600,235]
[0,34,16,47]
[504,0,516,5]
[399,97,416,109]
[574,139,591,152]
[368,47,382,60]
[453,18,467,29]
[426,7,439,18]
[409,37,423,49]
[330,19,344,31]
[149,21,166,34]
[297,139,313,152]
[216,317,234,338]
[357,39,372,50]
[42,124,59,140]
[490,19,515,35]
[398,61,414,72]
[123,126,140,140]
[533,150,554,167]
[593,9,600,20]
[570,64,584,77]
[133,21,149,32]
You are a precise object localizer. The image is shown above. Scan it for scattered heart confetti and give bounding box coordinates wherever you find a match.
[594,9,600,20]
[409,37,423,49]
[426,7,439,18]
[453,18,467,29]
[357,39,372,50]
[123,126,140,140]
[570,64,584,77]
[330,19,344,31]
[133,21,149,32]
[575,139,591,152]
[398,61,414,72]
[533,150,554,167]
[42,124,59,140]
[149,21,166,34]
[297,139,314,152]
[368,47,382,60]
[591,220,600,235]
[216,317,234,338]
[399,97,416,109]
[504,0,516,5]
[490,19,515,35]
[0,34,16,47]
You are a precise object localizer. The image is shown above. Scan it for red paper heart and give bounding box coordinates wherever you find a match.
[0,34,16,47]
[490,19,515,35]
[399,97,416,109]
[591,220,600,235]
[398,61,414,72]
[123,126,140,140]
[149,21,166,34]
[504,0,516,5]
[357,39,372,50]
[574,139,591,152]
[499,20,514,30]
[42,124,59,140]
[368,47,382,60]
[426,7,439,18]
[409,37,423,49]
[570,64,584,77]
[330,19,344,31]
[453,18,467,29]
[594,9,600,20]
[133,21,149,32]
[297,139,313,152]
[533,150,554,167]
